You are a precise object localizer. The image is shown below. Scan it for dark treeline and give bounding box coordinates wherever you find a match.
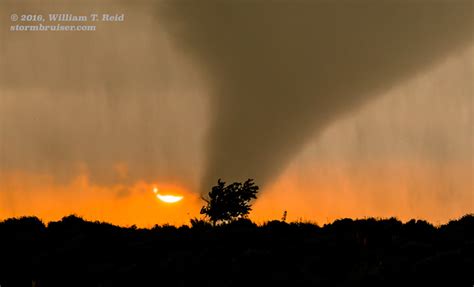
[0,215,472,287]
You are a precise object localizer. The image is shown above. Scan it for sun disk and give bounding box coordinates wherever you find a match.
[156,194,183,203]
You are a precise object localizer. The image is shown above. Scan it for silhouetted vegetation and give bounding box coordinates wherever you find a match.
[0,214,472,287]
[200,179,259,225]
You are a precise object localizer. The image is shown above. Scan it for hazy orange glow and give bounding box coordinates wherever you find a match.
[252,160,472,225]
[0,160,471,227]
[0,171,201,227]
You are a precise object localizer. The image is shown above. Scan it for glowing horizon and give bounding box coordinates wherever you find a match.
[0,159,471,228]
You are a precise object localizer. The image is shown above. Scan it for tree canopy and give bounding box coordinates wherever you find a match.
[200,179,259,225]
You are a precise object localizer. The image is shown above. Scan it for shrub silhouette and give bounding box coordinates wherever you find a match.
[189,217,212,229]
[200,178,259,225]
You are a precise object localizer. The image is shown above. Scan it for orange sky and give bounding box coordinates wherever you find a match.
[0,171,202,227]
[1,159,471,227]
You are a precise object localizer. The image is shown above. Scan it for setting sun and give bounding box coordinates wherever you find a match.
[153,186,184,203]
[156,194,184,203]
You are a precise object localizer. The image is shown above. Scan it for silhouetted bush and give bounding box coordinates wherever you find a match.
[189,217,212,230]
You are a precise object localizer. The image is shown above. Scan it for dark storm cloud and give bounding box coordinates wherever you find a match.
[0,1,472,193]
[160,0,473,191]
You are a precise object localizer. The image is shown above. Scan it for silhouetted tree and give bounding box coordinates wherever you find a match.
[200,179,259,225]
